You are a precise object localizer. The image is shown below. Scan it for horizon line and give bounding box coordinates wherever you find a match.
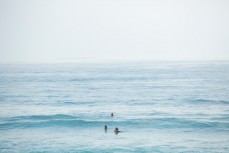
[0,59,229,65]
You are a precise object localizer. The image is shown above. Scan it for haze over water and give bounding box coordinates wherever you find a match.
[0,61,228,152]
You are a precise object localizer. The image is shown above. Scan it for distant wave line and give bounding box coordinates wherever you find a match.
[1,114,228,130]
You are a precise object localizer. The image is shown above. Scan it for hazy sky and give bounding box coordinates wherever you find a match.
[0,0,229,62]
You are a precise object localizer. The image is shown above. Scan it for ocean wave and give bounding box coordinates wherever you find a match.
[0,119,103,130]
[0,115,103,130]
[147,117,229,129]
[0,114,228,130]
[69,76,158,82]
[188,99,229,105]
[55,101,96,106]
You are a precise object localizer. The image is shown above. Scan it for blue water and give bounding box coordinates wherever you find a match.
[0,61,229,153]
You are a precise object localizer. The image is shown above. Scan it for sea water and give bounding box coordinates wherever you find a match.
[0,61,229,153]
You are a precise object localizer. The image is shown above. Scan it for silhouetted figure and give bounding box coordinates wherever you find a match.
[114,127,120,134]
[104,125,108,133]
[111,113,114,117]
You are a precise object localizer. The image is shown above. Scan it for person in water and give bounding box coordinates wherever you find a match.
[111,113,114,117]
[104,125,107,133]
[114,127,120,134]
[104,125,108,132]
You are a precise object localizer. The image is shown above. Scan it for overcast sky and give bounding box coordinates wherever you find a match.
[0,0,229,62]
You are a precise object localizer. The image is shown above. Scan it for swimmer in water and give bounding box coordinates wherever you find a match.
[111,113,114,117]
[104,125,108,132]
[114,127,120,134]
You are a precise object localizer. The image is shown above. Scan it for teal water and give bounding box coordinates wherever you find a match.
[0,61,229,152]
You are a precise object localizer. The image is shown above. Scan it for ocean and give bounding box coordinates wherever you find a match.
[0,61,229,153]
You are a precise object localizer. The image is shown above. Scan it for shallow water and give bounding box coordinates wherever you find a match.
[0,61,229,152]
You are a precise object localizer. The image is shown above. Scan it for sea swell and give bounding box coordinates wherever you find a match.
[187,99,229,105]
[0,114,228,130]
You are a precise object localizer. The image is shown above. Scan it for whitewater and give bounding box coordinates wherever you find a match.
[0,61,229,152]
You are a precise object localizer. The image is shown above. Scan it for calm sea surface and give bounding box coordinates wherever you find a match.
[0,61,229,153]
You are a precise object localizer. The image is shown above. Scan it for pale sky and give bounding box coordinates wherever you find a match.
[0,0,229,63]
